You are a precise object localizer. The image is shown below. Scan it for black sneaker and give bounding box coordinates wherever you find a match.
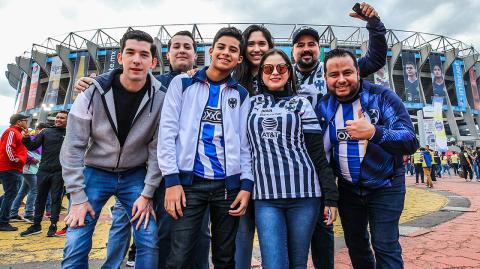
[9,215,23,222]
[47,224,57,237]
[0,223,18,231]
[20,225,41,236]
[23,216,34,224]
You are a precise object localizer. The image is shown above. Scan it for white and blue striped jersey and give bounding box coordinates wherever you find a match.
[323,98,368,183]
[247,94,322,199]
[295,62,327,109]
[194,81,226,180]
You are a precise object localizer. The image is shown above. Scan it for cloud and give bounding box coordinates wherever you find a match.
[0,78,17,98]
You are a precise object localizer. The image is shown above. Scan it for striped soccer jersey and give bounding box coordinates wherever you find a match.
[323,98,368,183]
[193,81,226,180]
[247,94,322,200]
[295,62,327,109]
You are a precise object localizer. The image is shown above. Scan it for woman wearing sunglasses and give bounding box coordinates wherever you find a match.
[247,48,338,269]
[232,24,274,269]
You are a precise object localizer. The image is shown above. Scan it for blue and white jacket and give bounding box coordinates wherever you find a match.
[316,80,419,191]
[158,67,254,192]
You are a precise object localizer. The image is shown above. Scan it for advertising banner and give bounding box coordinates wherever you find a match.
[401,51,422,108]
[433,96,448,152]
[452,60,467,112]
[423,118,435,149]
[71,52,90,101]
[103,49,120,73]
[16,72,28,113]
[26,63,40,110]
[428,54,446,104]
[374,62,391,89]
[467,67,480,112]
[42,56,63,107]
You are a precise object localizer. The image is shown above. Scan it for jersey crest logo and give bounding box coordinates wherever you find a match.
[261,117,280,139]
[285,98,298,112]
[367,109,380,125]
[228,98,238,108]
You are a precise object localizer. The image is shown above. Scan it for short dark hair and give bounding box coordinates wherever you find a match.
[36,122,49,130]
[57,110,69,116]
[120,30,157,58]
[404,60,416,67]
[167,31,197,52]
[258,49,298,95]
[324,48,358,74]
[212,27,244,55]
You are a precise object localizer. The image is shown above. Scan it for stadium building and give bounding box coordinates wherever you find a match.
[4,23,480,148]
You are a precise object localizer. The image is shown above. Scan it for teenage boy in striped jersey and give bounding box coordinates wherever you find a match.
[158,27,253,268]
[316,48,418,269]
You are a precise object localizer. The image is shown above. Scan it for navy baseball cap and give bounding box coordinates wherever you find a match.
[292,26,320,45]
[9,113,29,125]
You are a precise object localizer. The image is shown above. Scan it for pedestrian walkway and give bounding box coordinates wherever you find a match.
[334,175,480,269]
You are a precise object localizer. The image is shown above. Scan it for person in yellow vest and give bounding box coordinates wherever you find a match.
[441,152,450,177]
[412,149,424,184]
[450,152,459,175]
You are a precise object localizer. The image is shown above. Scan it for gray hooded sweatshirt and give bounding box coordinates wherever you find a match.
[60,69,165,205]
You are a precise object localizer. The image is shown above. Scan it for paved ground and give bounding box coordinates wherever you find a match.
[1,173,477,268]
[334,174,480,269]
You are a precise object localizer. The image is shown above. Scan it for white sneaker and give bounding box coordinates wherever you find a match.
[126,260,135,267]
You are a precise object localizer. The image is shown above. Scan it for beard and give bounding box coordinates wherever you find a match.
[330,81,361,102]
[296,52,317,70]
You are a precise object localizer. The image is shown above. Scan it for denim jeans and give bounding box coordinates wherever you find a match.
[235,201,255,269]
[62,166,159,269]
[441,164,451,177]
[101,200,131,269]
[311,198,334,269]
[338,184,405,269]
[255,198,321,269]
[473,162,480,179]
[10,174,37,218]
[166,178,239,269]
[414,164,424,183]
[0,170,22,224]
[156,182,210,269]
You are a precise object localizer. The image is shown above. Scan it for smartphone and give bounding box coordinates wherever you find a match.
[352,3,369,20]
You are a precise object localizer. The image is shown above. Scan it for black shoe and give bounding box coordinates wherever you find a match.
[0,223,18,231]
[47,224,57,237]
[20,225,41,236]
[23,216,34,224]
[9,215,23,222]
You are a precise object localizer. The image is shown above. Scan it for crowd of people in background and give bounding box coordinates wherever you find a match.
[406,146,480,187]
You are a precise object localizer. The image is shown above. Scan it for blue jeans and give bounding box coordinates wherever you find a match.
[311,199,334,269]
[0,170,22,224]
[235,200,255,269]
[62,166,159,269]
[101,200,131,269]
[10,174,37,218]
[156,183,210,269]
[338,184,405,269]
[473,162,480,179]
[255,198,321,269]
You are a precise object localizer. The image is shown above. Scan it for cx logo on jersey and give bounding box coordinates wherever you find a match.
[336,128,352,141]
[228,98,237,108]
[202,108,222,123]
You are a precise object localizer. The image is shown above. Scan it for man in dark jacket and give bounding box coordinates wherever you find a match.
[460,146,473,181]
[316,48,418,269]
[20,111,68,237]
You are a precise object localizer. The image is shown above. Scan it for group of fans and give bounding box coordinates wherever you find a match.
[0,2,427,269]
[407,146,480,188]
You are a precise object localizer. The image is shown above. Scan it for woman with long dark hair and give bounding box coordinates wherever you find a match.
[247,49,338,268]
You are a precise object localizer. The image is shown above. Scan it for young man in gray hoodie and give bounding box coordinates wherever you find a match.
[60,30,165,268]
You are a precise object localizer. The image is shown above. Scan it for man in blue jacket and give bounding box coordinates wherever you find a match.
[316,48,418,269]
[290,3,388,268]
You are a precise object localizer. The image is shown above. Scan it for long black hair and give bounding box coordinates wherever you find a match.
[233,25,274,96]
[258,49,299,96]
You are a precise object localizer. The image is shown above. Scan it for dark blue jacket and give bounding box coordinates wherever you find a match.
[316,80,419,193]
[156,71,181,92]
[422,150,432,168]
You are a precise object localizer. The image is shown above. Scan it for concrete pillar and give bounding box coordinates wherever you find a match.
[388,42,402,92]
[31,50,50,77]
[86,40,101,73]
[441,48,461,141]
[330,38,337,50]
[56,44,74,108]
[154,37,165,74]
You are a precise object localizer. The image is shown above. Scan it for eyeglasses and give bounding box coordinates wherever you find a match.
[262,63,289,75]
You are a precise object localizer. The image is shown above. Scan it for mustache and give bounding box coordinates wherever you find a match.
[301,51,313,57]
